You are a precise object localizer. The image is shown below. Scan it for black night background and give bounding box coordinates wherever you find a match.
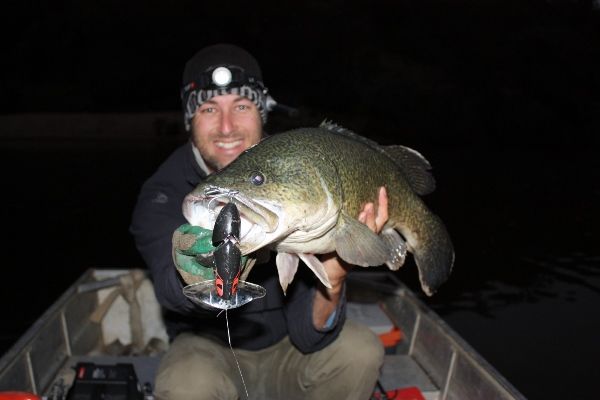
[1,1,599,399]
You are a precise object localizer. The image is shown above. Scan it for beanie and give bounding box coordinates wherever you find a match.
[181,44,271,131]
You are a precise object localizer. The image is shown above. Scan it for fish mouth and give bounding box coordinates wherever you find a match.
[183,185,280,253]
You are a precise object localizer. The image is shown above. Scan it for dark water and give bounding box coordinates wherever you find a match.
[1,131,598,400]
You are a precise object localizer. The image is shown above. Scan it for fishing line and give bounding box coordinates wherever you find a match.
[225,309,249,399]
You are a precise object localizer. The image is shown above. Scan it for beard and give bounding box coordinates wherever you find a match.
[203,154,227,172]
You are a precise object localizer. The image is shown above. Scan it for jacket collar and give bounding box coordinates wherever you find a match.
[184,141,208,186]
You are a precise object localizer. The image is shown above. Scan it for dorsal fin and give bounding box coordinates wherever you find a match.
[319,120,436,195]
[382,145,435,195]
[319,120,383,149]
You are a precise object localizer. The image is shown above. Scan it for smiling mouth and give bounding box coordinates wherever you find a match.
[215,140,243,150]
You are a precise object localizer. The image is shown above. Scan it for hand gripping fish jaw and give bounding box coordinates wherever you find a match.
[183,202,266,310]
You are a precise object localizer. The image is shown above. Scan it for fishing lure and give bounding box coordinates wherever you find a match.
[212,202,243,300]
[183,202,266,309]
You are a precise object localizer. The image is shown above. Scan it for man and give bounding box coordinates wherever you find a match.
[130,44,387,400]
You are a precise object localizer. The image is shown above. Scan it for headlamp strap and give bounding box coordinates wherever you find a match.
[181,65,265,98]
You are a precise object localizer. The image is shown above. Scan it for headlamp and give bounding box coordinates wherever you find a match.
[211,67,233,87]
[182,65,266,96]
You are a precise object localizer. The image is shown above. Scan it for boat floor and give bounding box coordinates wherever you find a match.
[48,296,440,399]
[1,269,525,399]
[50,343,440,400]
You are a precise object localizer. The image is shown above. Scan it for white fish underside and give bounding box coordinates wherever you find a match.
[185,190,407,294]
[185,187,345,292]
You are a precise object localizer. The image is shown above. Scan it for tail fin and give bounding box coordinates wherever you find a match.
[407,214,454,296]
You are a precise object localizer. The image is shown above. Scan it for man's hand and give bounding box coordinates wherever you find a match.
[358,186,389,234]
[313,187,390,328]
[172,224,216,282]
[321,186,390,290]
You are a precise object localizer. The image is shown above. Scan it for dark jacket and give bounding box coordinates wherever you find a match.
[130,142,346,352]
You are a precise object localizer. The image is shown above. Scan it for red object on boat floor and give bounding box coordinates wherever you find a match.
[372,386,426,400]
[379,326,403,348]
[0,392,41,400]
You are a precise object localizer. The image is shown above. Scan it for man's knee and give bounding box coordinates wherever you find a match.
[155,335,238,400]
[333,320,385,372]
[299,321,385,399]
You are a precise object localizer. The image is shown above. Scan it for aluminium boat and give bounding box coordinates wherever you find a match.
[0,269,526,400]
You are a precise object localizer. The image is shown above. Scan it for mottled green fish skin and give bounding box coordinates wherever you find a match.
[198,126,454,294]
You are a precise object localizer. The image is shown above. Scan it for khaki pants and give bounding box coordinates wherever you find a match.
[155,320,384,400]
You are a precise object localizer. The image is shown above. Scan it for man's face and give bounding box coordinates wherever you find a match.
[191,94,263,172]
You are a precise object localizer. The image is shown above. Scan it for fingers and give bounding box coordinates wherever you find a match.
[173,228,215,255]
[358,203,377,232]
[178,233,198,251]
[375,186,388,232]
[358,186,389,234]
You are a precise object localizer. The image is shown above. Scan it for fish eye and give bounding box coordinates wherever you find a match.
[250,172,265,186]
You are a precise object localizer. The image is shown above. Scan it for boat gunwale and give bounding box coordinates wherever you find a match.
[347,271,527,400]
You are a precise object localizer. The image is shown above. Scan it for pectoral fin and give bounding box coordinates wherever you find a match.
[381,228,407,270]
[276,252,299,294]
[334,213,389,267]
[298,253,332,289]
[276,252,333,293]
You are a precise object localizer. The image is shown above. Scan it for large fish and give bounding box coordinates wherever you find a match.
[183,122,454,296]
